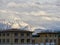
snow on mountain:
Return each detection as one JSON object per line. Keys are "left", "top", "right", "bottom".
{"left": 32, "top": 26, "right": 60, "bottom": 34}
{"left": 0, "top": 15, "right": 32, "bottom": 31}
{"left": 32, "top": 26, "right": 46, "bottom": 34}
{"left": 0, "top": 14, "right": 60, "bottom": 33}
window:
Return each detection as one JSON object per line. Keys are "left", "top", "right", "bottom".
{"left": 14, "top": 39, "right": 18, "bottom": 43}
{"left": 21, "top": 33, "right": 24, "bottom": 37}
{"left": 21, "top": 39, "right": 24, "bottom": 43}
{"left": 32, "top": 40, "right": 35, "bottom": 43}
{"left": 50, "top": 34, "right": 51, "bottom": 37}
{"left": 27, "top": 39, "right": 30, "bottom": 43}
{"left": 45, "top": 35, "right": 47, "bottom": 37}
{"left": 3, "top": 33, "right": 5, "bottom": 36}
{"left": 54, "top": 39, "right": 56, "bottom": 42}
{"left": 6, "top": 33, "right": 9, "bottom": 36}
{"left": 6, "top": 39, "right": 9, "bottom": 43}
{"left": 27, "top": 33, "right": 30, "bottom": 36}
{"left": 2, "top": 39, "right": 5, "bottom": 43}
{"left": 50, "top": 39, "right": 53, "bottom": 45}
{"left": 55, "top": 34, "right": 56, "bottom": 37}
{"left": 45, "top": 39, "right": 48, "bottom": 42}
{"left": 0, "top": 33, "right": 1, "bottom": 36}
{"left": 39, "top": 35, "right": 40, "bottom": 37}
{"left": 0, "top": 39, "right": 1, "bottom": 43}
{"left": 50, "top": 39, "right": 52, "bottom": 43}
{"left": 14, "top": 33, "right": 18, "bottom": 36}
{"left": 58, "top": 34, "right": 60, "bottom": 37}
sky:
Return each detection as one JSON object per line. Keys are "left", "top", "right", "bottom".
{"left": 0, "top": 0, "right": 60, "bottom": 31}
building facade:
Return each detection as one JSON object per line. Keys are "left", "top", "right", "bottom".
{"left": 33, "top": 32, "right": 59, "bottom": 45}
{"left": 0, "top": 29, "right": 60, "bottom": 45}
{"left": 57, "top": 32, "right": 60, "bottom": 45}
{"left": 32, "top": 34, "right": 40, "bottom": 44}
{"left": 0, "top": 29, "right": 33, "bottom": 44}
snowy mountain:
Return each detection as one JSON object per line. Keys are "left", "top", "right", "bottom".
{"left": 0, "top": 15, "right": 32, "bottom": 31}
{"left": 0, "top": 14, "right": 60, "bottom": 33}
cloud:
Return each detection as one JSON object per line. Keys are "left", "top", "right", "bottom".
{"left": 0, "top": 0, "right": 60, "bottom": 32}
{"left": 41, "top": 16, "right": 60, "bottom": 21}
{"left": 14, "top": 11, "right": 48, "bottom": 16}
{"left": 41, "top": 17, "right": 52, "bottom": 21}
{"left": 0, "top": 9, "right": 48, "bottom": 16}
{"left": 7, "top": 2, "right": 29, "bottom": 8}
{"left": 1, "top": 0, "right": 59, "bottom": 9}
{"left": 7, "top": 2, "right": 20, "bottom": 7}
{"left": 0, "top": 9, "right": 20, "bottom": 14}
{"left": 32, "top": 26, "right": 46, "bottom": 30}
{"left": 0, "top": 10, "right": 7, "bottom": 13}
{"left": 29, "top": 11, "right": 47, "bottom": 16}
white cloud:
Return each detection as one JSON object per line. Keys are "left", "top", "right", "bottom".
{"left": 0, "top": 9, "right": 20, "bottom": 14}
{"left": 12, "top": 11, "right": 47, "bottom": 16}
{"left": 0, "top": 0, "right": 60, "bottom": 32}
{"left": 41, "top": 16, "right": 60, "bottom": 21}
{"left": 0, "top": 10, "right": 7, "bottom": 13}
{"left": 30, "top": 11, "right": 47, "bottom": 16}
{"left": 41, "top": 17, "right": 52, "bottom": 21}
{"left": 32, "top": 26, "right": 46, "bottom": 30}
{"left": 7, "top": 2, "right": 28, "bottom": 7}
{"left": 0, "top": 9, "right": 48, "bottom": 16}
{"left": 1, "top": 0, "right": 59, "bottom": 9}
{"left": 7, "top": 2, "right": 20, "bottom": 7}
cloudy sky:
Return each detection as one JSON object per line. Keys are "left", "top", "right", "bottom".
{"left": 0, "top": 0, "right": 60, "bottom": 31}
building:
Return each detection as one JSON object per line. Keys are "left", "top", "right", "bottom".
{"left": 32, "top": 34, "right": 39, "bottom": 44}
{"left": 36, "top": 32, "right": 58, "bottom": 45}
{"left": 0, "top": 28, "right": 60, "bottom": 45}
{"left": 57, "top": 32, "right": 60, "bottom": 45}
{"left": 0, "top": 29, "right": 33, "bottom": 44}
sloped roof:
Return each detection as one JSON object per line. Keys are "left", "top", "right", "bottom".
{"left": 0, "top": 28, "right": 33, "bottom": 33}
{"left": 37, "top": 32, "right": 59, "bottom": 34}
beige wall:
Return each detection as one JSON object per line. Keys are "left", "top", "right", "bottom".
{"left": 36, "top": 33, "right": 58, "bottom": 45}
{"left": 0, "top": 32, "right": 32, "bottom": 44}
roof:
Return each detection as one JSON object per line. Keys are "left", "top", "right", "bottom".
{"left": 37, "top": 32, "right": 59, "bottom": 34}
{"left": 32, "top": 34, "right": 39, "bottom": 37}
{"left": 0, "top": 28, "right": 33, "bottom": 33}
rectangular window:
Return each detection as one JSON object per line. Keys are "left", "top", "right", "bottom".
{"left": 0, "top": 33, "right": 1, "bottom": 36}
{"left": 6, "top": 39, "right": 9, "bottom": 43}
{"left": 55, "top": 34, "right": 56, "bottom": 37}
{"left": 39, "top": 35, "right": 40, "bottom": 37}
{"left": 21, "top": 39, "right": 24, "bottom": 43}
{"left": 50, "top": 34, "right": 51, "bottom": 37}
{"left": 27, "top": 39, "right": 30, "bottom": 43}
{"left": 3, "top": 33, "right": 5, "bottom": 36}
{"left": 2, "top": 39, "right": 5, "bottom": 43}
{"left": 45, "top": 35, "right": 47, "bottom": 37}
{"left": 27, "top": 33, "right": 30, "bottom": 36}
{"left": 14, "top": 33, "right": 18, "bottom": 36}
{"left": 6, "top": 33, "right": 9, "bottom": 36}
{"left": 45, "top": 39, "right": 48, "bottom": 42}
{"left": 54, "top": 39, "right": 56, "bottom": 42}
{"left": 58, "top": 34, "right": 60, "bottom": 37}
{"left": 50, "top": 39, "right": 52, "bottom": 43}
{"left": 0, "top": 39, "right": 1, "bottom": 43}
{"left": 21, "top": 33, "right": 24, "bottom": 37}
{"left": 14, "top": 39, "right": 18, "bottom": 43}
{"left": 32, "top": 39, "right": 35, "bottom": 43}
